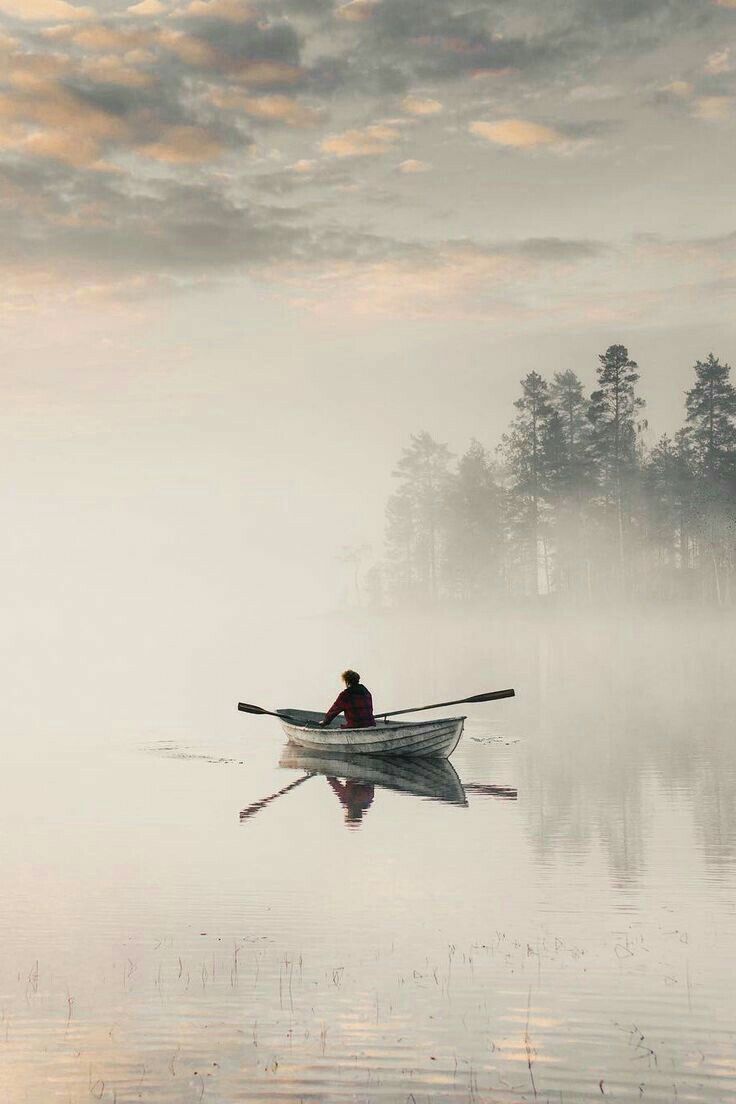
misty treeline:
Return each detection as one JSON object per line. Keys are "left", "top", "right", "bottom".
{"left": 352, "top": 345, "right": 736, "bottom": 608}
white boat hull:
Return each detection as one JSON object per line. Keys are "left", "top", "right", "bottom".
{"left": 277, "top": 710, "right": 465, "bottom": 759}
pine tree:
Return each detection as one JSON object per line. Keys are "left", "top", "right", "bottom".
{"left": 684, "top": 353, "right": 736, "bottom": 478}
{"left": 548, "top": 371, "right": 595, "bottom": 597}
{"left": 386, "top": 431, "right": 453, "bottom": 602}
{"left": 549, "top": 370, "right": 593, "bottom": 490}
{"left": 385, "top": 488, "right": 416, "bottom": 601}
{"left": 500, "top": 372, "right": 553, "bottom": 595}
{"left": 444, "top": 440, "right": 505, "bottom": 602}
{"left": 588, "top": 344, "right": 646, "bottom": 591}
{"left": 643, "top": 434, "right": 694, "bottom": 596}
{"left": 539, "top": 409, "right": 574, "bottom": 594}
{"left": 683, "top": 354, "right": 736, "bottom": 604}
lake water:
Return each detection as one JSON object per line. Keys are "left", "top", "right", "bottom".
{"left": 1, "top": 611, "right": 734, "bottom": 1103}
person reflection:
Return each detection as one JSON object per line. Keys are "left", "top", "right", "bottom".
{"left": 327, "top": 776, "right": 375, "bottom": 827}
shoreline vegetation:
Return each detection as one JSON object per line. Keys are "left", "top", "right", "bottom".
{"left": 344, "top": 346, "right": 736, "bottom": 610}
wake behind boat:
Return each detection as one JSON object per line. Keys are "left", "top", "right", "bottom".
{"left": 277, "top": 709, "right": 465, "bottom": 759}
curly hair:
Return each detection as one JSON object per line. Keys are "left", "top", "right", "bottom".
{"left": 341, "top": 669, "right": 360, "bottom": 686}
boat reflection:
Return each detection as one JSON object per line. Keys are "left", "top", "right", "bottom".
{"left": 279, "top": 746, "right": 469, "bottom": 815}
{"left": 239, "top": 750, "right": 517, "bottom": 827}
{"left": 279, "top": 747, "right": 517, "bottom": 826}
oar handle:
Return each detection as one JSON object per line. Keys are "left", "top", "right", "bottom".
{"left": 380, "top": 688, "right": 515, "bottom": 720}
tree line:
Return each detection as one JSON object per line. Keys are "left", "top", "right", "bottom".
{"left": 359, "top": 346, "right": 736, "bottom": 608}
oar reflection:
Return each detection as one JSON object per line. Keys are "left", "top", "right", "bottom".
{"left": 238, "top": 749, "right": 517, "bottom": 827}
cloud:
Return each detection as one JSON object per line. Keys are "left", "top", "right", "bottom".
{"left": 0, "top": 0, "right": 731, "bottom": 326}
{"left": 321, "top": 123, "right": 400, "bottom": 157}
{"left": 398, "top": 158, "right": 429, "bottom": 173}
{"left": 271, "top": 236, "right": 608, "bottom": 321}
{"left": 660, "top": 80, "right": 694, "bottom": 98}
{"left": 231, "top": 61, "right": 305, "bottom": 86}
{"left": 157, "top": 14, "right": 306, "bottom": 89}
{"left": 138, "top": 125, "right": 224, "bottom": 162}
{"left": 212, "top": 91, "right": 322, "bottom": 126}
{"left": 693, "top": 95, "right": 732, "bottom": 119}
{"left": 127, "top": 0, "right": 167, "bottom": 13}
{"left": 22, "top": 129, "right": 106, "bottom": 168}
{"left": 0, "top": 79, "right": 130, "bottom": 167}
{"left": 469, "top": 118, "right": 564, "bottom": 149}
{"left": 335, "top": 0, "right": 380, "bottom": 22}
{"left": 401, "top": 95, "right": 442, "bottom": 116}
{"left": 705, "top": 47, "right": 732, "bottom": 73}
{"left": 182, "top": 0, "right": 255, "bottom": 22}
{"left": 66, "top": 24, "right": 150, "bottom": 51}
{"left": 511, "top": 237, "right": 607, "bottom": 261}
{"left": 78, "top": 56, "right": 154, "bottom": 87}
{"left": 249, "top": 157, "right": 355, "bottom": 193}
{"left": 0, "top": 164, "right": 312, "bottom": 274}
{"left": 0, "top": 0, "right": 92, "bottom": 19}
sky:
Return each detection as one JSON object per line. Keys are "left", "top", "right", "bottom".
{"left": 2, "top": 0, "right": 736, "bottom": 630}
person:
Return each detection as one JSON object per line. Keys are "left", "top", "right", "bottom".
{"left": 319, "top": 670, "right": 376, "bottom": 729}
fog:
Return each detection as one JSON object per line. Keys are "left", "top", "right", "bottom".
{"left": 3, "top": 332, "right": 736, "bottom": 1099}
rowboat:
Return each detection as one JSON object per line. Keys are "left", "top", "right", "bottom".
{"left": 276, "top": 709, "right": 465, "bottom": 759}
{"left": 279, "top": 746, "right": 468, "bottom": 805}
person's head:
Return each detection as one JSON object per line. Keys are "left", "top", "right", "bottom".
{"left": 341, "top": 669, "right": 360, "bottom": 687}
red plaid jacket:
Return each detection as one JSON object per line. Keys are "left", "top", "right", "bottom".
{"left": 323, "top": 684, "right": 376, "bottom": 729}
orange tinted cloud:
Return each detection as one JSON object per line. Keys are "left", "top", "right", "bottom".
{"left": 69, "top": 24, "right": 151, "bottom": 51}
{"left": 0, "top": 82, "right": 128, "bottom": 141}
{"left": 692, "top": 95, "right": 732, "bottom": 119}
{"left": 0, "top": 0, "right": 92, "bottom": 18}
{"left": 127, "top": 0, "right": 167, "bottom": 13}
{"left": 336, "top": 0, "right": 380, "bottom": 22}
{"left": 398, "top": 159, "right": 429, "bottom": 173}
{"left": 23, "top": 130, "right": 104, "bottom": 167}
{"left": 0, "top": 78, "right": 126, "bottom": 168}
{"left": 80, "top": 55, "right": 153, "bottom": 86}
{"left": 321, "top": 123, "right": 399, "bottom": 157}
{"left": 183, "top": 0, "right": 254, "bottom": 19}
{"left": 232, "top": 60, "right": 304, "bottom": 86}
{"left": 705, "top": 47, "right": 731, "bottom": 74}
{"left": 241, "top": 95, "right": 322, "bottom": 127}
{"left": 159, "top": 29, "right": 218, "bottom": 66}
{"left": 469, "top": 118, "right": 563, "bottom": 148}
{"left": 138, "top": 125, "right": 223, "bottom": 162}
{"left": 402, "top": 95, "right": 442, "bottom": 116}
{"left": 7, "top": 52, "right": 71, "bottom": 88}
{"left": 661, "top": 80, "right": 693, "bottom": 98}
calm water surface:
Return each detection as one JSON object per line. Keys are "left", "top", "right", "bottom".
{"left": 1, "top": 614, "right": 734, "bottom": 1103}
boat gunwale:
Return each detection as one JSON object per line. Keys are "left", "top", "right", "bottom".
{"left": 277, "top": 714, "right": 467, "bottom": 734}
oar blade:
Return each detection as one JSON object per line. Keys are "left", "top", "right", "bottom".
{"left": 465, "top": 689, "right": 515, "bottom": 704}
{"left": 238, "top": 702, "right": 271, "bottom": 715}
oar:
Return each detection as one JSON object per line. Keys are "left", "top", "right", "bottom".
{"left": 378, "top": 688, "right": 515, "bottom": 721}
{"left": 239, "top": 773, "right": 315, "bottom": 822}
{"left": 237, "top": 702, "right": 316, "bottom": 725}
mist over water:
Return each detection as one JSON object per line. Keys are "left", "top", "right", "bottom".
{"left": 2, "top": 604, "right": 734, "bottom": 1102}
